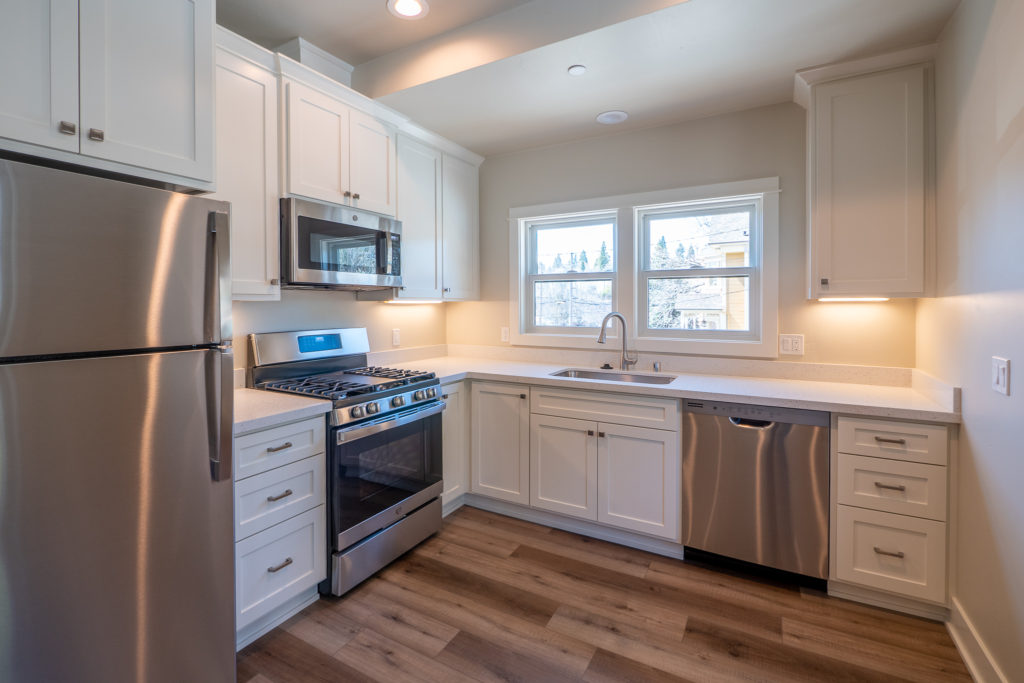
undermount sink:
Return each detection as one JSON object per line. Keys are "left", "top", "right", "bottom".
{"left": 550, "top": 368, "right": 676, "bottom": 384}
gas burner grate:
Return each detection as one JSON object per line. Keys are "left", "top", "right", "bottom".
{"left": 261, "top": 377, "right": 377, "bottom": 401}
{"left": 348, "top": 366, "right": 435, "bottom": 381}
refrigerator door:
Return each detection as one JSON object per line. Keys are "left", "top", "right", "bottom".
{"left": 0, "top": 159, "right": 231, "bottom": 358}
{"left": 0, "top": 349, "right": 234, "bottom": 683}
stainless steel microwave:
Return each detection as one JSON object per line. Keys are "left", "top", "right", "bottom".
{"left": 281, "top": 197, "right": 402, "bottom": 290}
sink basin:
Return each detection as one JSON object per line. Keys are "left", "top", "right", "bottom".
{"left": 551, "top": 368, "right": 676, "bottom": 384}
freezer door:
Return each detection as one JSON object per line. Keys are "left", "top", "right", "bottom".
{"left": 0, "top": 159, "right": 231, "bottom": 357}
{"left": 0, "top": 350, "right": 235, "bottom": 683}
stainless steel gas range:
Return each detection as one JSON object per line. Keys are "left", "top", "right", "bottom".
{"left": 248, "top": 328, "right": 443, "bottom": 596}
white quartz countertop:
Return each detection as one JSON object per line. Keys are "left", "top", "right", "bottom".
{"left": 396, "top": 356, "right": 960, "bottom": 423}
{"left": 233, "top": 388, "right": 331, "bottom": 436}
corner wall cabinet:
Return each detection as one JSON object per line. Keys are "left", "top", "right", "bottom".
{"left": 440, "top": 153, "right": 481, "bottom": 300}
{"left": 233, "top": 415, "right": 327, "bottom": 650}
{"left": 210, "top": 32, "right": 280, "bottom": 301}
{"left": 807, "top": 64, "right": 930, "bottom": 298}
{"left": 0, "top": 0, "right": 215, "bottom": 188}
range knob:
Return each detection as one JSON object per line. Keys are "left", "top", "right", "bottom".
{"left": 426, "top": 388, "right": 437, "bottom": 398}
{"left": 365, "top": 402, "right": 380, "bottom": 415}
{"left": 391, "top": 396, "right": 406, "bottom": 408}
{"left": 413, "top": 390, "right": 426, "bottom": 401}
{"left": 349, "top": 406, "right": 365, "bottom": 419}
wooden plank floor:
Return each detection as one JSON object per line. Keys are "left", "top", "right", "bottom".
{"left": 237, "top": 506, "right": 971, "bottom": 682}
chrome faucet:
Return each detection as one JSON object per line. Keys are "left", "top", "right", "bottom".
{"left": 596, "top": 312, "right": 638, "bottom": 370}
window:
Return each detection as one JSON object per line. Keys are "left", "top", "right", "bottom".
{"left": 510, "top": 178, "right": 778, "bottom": 357}
{"left": 524, "top": 212, "right": 616, "bottom": 333}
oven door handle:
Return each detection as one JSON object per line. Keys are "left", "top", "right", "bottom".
{"left": 335, "top": 402, "right": 445, "bottom": 445}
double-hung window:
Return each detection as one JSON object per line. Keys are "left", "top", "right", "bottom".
{"left": 523, "top": 212, "right": 616, "bottom": 333}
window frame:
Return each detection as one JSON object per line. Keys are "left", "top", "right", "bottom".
{"left": 509, "top": 178, "right": 779, "bottom": 358}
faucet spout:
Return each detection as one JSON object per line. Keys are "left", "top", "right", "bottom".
{"left": 596, "top": 312, "right": 638, "bottom": 370}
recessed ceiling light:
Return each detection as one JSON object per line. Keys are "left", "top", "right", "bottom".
{"left": 596, "top": 110, "right": 628, "bottom": 125}
{"left": 567, "top": 64, "right": 587, "bottom": 76}
{"left": 387, "top": 0, "right": 429, "bottom": 19}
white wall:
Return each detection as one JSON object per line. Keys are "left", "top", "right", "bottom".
{"left": 231, "top": 290, "right": 446, "bottom": 368}
{"left": 447, "top": 102, "right": 917, "bottom": 367}
{"left": 917, "top": 0, "right": 1024, "bottom": 678}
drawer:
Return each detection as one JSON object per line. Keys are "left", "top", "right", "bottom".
{"left": 234, "top": 416, "right": 325, "bottom": 480}
{"left": 235, "top": 453, "right": 326, "bottom": 541}
{"left": 837, "top": 417, "right": 947, "bottom": 465}
{"left": 838, "top": 454, "right": 947, "bottom": 521}
{"left": 835, "top": 506, "right": 946, "bottom": 603}
{"left": 530, "top": 386, "right": 679, "bottom": 430}
{"left": 236, "top": 506, "right": 326, "bottom": 630}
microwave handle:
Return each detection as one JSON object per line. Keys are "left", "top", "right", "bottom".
{"left": 382, "top": 231, "right": 394, "bottom": 275}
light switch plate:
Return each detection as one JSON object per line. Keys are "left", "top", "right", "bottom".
{"left": 992, "top": 357, "right": 1010, "bottom": 395}
{"left": 392, "top": 328, "right": 401, "bottom": 347}
{"left": 780, "top": 334, "right": 805, "bottom": 355}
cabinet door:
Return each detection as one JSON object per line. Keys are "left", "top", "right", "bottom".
{"left": 441, "top": 154, "right": 480, "bottom": 300}
{"left": 394, "top": 135, "right": 443, "bottom": 299}
{"left": 0, "top": 0, "right": 79, "bottom": 153}
{"left": 440, "top": 382, "right": 469, "bottom": 506}
{"left": 810, "top": 65, "right": 926, "bottom": 297}
{"left": 349, "top": 110, "right": 396, "bottom": 217}
{"left": 470, "top": 382, "right": 529, "bottom": 504}
{"left": 530, "top": 415, "right": 598, "bottom": 520}
{"left": 284, "top": 80, "right": 351, "bottom": 205}
{"left": 598, "top": 423, "right": 680, "bottom": 540}
{"left": 79, "top": 0, "right": 214, "bottom": 181}
{"left": 210, "top": 47, "right": 280, "bottom": 301}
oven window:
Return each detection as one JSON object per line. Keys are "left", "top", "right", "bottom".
{"left": 298, "top": 215, "right": 380, "bottom": 274}
{"left": 329, "top": 412, "right": 442, "bottom": 548}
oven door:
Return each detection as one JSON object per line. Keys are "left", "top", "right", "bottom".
{"left": 328, "top": 402, "right": 443, "bottom": 552}
{"left": 283, "top": 197, "right": 402, "bottom": 289}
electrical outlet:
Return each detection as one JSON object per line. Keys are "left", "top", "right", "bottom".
{"left": 779, "top": 334, "right": 805, "bottom": 356}
{"left": 500, "top": 327, "right": 510, "bottom": 343}
{"left": 992, "top": 357, "right": 1010, "bottom": 395}
{"left": 392, "top": 328, "right": 401, "bottom": 347}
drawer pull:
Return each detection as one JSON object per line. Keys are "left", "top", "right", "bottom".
{"left": 519, "top": 393, "right": 527, "bottom": 399}
{"left": 598, "top": 431, "right": 606, "bottom": 438}
{"left": 874, "top": 436, "right": 907, "bottom": 445}
{"left": 587, "top": 429, "right": 595, "bottom": 436}
{"left": 267, "top": 557, "right": 293, "bottom": 573}
{"left": 266, "top": 441, "right": 293, "bottom": 453}
{"left": 266, "top": 488, "right": 293, "bottom": 503}
{"left": 874, "top": 481, "right": 907, "bottom": 492}
{"left": 873, "top": 546, "right": 905, "bottom": 559}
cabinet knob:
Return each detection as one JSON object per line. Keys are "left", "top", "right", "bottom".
{"left": 519, "top": 393, "right": 526, "bottom": 399}
{"left": 443, "top": 287, "right": 451, "bottom": 293}
{"left": 270, "top": 278, "right": 280, "bottom": 285}
{"left": 58, "top": 120, "right": 77, "bottom": 135}
{"left": 343, "top": 191, "right": 352, "bottom": 198}
{"left": 352, "top": 193, "right": 361, "bottom": 200}
{"left": 88, "top": 128, "right": 104, "bottom": 142}
{"left": 587, "top": 430, "right": 594, "bottom": 436}
{"left": 820, "top": 278, "right": 829, "bottom": 286}
{"left": 598, "top": 431, "right": 606, "bottom": 438}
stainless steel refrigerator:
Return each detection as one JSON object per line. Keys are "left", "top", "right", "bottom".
{"left": 0, "top": 159, "right": 235, "bottom": 682}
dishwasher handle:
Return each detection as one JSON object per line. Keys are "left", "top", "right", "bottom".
{"left": 728, "top": 417, "right": 776, "bottom": 430}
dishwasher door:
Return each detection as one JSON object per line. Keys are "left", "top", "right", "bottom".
{"left": 681, "top": 400, "right": 830, "bottom": 578}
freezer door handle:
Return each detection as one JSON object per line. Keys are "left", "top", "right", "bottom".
{"left": 206, "top": 211, "right": 232, "bottom": 344}
{"left": 207, "top": 347, "right": 234, "bottom": 482}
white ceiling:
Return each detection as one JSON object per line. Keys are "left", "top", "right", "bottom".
{"left": 217, "top": 0, "right": 960, "bottom": 158}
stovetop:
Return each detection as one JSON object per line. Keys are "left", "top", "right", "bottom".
{"left": 258, "top": 366, "right": 437, "bottom": 403}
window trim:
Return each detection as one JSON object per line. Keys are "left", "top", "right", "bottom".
{"left": 509, "top": 178, "right": 779, "bottom": 358}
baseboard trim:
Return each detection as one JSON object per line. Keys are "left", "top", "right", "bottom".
{"left": 826, "top": 580, "right": 949, "bottom": 621}
{"left": 462, "top": 494, "right": 686, "bottom": 560}
{"left": 442, "top": 494, "right": 466, "bottom": 518}
{"left": 947, "top": 596, "right": 1008, "bottom": 683}
{"left": 236, "top": 587, "right": 319, "bottom": 651}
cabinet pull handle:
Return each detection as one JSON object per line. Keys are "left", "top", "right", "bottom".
{"left": 598, "top": 431, "right": 606, "bottom": 438}
{"left": 441, "top": 394, "right": 449, "bottom": 399}
{"left": 58, "top": 120, "right": 77, "bottom": 135}
{"left": 874, "top": 481, "right": 907, "bottom": 492}
{"left": 267, "top": 557, "right": 293, "bottom": 573}
{"left": 352, "top": 193, "right": 361, "bottom": 200}
{"left": 820, "top": 278, "right": 829, "bottom": 286}
{"left": 443, "top": 287, "right": 452, "bottom": 293}
{"left": 343, "top": 190, "right": 352, "bottom": 198}
{"left": 266, "top": 488, "right": 293, "bottom": 502}
{"left": 874, "top": 436, "right": 907, "bottom": 445}
{"left": 88, "top": 128, "right": 104, "bottom": 142}
{"left": 873, "top": 547, "right": 905, "bottom": 559}
{"left": 270, "top": 278, "right": 280, "bottom": 285}
{"left": 587, "top": 430, "right": 594, "bottom": 436}
{"left": 266, "top": 441, "right": 293, "bottom": 453}
{"left": 519, "top": 393, "right": 527, "bottom": 399}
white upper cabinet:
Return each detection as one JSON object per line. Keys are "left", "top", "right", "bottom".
{"left": 0, "top": 0, "right": 79, "bottom": 153}
{"left": 283, "top": 80, "right": 396, "bottom": 217}
{"left": 209, "top": 36, "right": 280, "bottom": 301}
{"left": 808, "top": 64, "right": 928, "bottom": 298}
{"left": 0, "top": 0, "right": 214, "bottom": 187}
{"left": 394, "top": 134, "right": 443, "bottom": 300}
{"left": 441, "top": 153, "right": 480, "bottom": 300}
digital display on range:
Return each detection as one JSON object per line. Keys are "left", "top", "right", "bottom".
{"left": 297, "top": 333, "right": 342, "bottom": 353}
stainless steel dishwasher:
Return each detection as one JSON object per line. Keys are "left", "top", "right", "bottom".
{"left": 681, "top": 399, "right": 830, "bottom": 578}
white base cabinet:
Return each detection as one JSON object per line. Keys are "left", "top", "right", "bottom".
{"left": 470, "top": 382, "right": 530, "bottom": 505}
{"left": 440, "top": 381, "right": 469, "bottom": 508}
{"left": 530, "top": 414, "right": 598, "bottom": 520}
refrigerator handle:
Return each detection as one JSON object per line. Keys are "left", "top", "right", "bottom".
{"left": 206, "top": 211, "right": 232, "bottom": 344}
{"left": 207, "top": 347, "right": 234, "bottom": 482}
